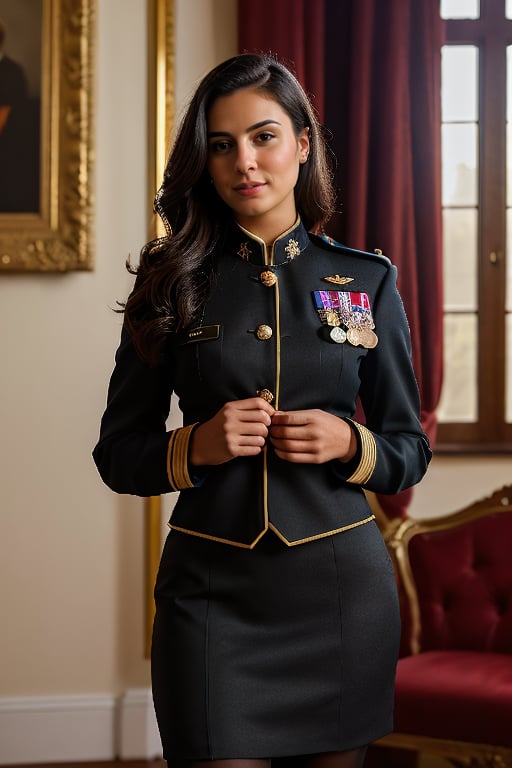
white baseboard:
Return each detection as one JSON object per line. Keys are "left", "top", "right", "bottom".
{"left": 118, "top": 688, "right": 162, "bottom": 759}
{"left": 0, "top": 689, "right": 162, "bottom": 764}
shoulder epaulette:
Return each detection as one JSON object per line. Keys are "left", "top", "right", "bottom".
{"left": 309, "top": 232, "right": 391, "bottom": 266}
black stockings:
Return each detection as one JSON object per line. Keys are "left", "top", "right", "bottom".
{"left": 186, "top": 747, "right": 367, "bottom": 768}
{"left": 189, "top": 762, "right": 269, "bottom": 768}
{"left": 307, "top": 748, "right": 368, "bottom": 768}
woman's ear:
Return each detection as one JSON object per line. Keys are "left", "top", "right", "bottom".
{"left": 298, "top": 127, "right": 310, "bottom": 163}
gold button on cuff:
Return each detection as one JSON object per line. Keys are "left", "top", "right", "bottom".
{"left": 257, "top": 388, "right": 274, "bottom": 404}
{"left": 259, "top": 270, "right": 277, "bottom": 287}
{"left": 256, "top": 324, "right": 273, "bottom": 340}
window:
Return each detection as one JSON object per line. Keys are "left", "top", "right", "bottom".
{"left": 438, "top": 0, "right": 512, "bottom": 450}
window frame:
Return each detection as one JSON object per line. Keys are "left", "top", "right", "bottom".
{"left": 437, "top": 0, "right": 512, "bottom": 452}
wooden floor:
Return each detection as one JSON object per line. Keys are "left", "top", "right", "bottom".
{"left": 1, "top": 763, "right": 166, "bottom": 768}
{"left": 2, "top": 763, "right": 167, "bottom": 768}
{"left": 2, "top": 757, "right": 450, "bottom": 768}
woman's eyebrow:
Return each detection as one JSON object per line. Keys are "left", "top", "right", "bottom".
{"left": 207, "top": 119, "right": 282, "bottom": 138}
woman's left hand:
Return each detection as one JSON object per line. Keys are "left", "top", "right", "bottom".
{"left": 269, "top": 409, "right": 357, "bottom": 464}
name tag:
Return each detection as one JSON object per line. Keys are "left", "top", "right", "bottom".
{"left": 178, "top": 325, "right": 221, "bottom": 345}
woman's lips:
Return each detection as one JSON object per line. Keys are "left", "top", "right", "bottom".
{"left": 234, "top": 182, "right": 266, "bottom": 196}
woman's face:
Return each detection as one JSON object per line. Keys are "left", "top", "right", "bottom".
{"left": 206, "top": 88, "right": 309, "bottom": 242}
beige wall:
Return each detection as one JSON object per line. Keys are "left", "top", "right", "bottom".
{"left": 0, "top": 0, "right": 236, "bottom": 699}
{"left": 0, "top": 0, "right": 508, "bottom": 705}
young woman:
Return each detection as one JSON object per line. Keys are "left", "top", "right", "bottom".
{"left": 93, "top": 53, "right": 431, "bottom": 768}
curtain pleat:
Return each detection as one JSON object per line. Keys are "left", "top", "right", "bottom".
{"left": 238, "top": 0, "right": 326, "bottom": 119}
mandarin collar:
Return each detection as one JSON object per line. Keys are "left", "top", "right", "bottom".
{"left": 228, "top": 217, "right": 309, "bottom": 267}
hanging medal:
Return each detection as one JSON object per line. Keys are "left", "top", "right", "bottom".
{"left": 312, "top": 290, "right": 378, "bottom": 348}
{"left": 344, "top": 292, "right": 378, "bottom": 348}
{"left": 313, "top": 290, "right": 347, "bottom": 343}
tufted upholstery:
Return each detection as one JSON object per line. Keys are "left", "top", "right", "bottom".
{"left": 407, "top": 513, "right": 512, "bottom": 654}
{"left": 376, "top": 485, "right": 512, "bottom": 767}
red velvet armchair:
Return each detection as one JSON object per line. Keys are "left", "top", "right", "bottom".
{"left": 376, "top": 485, "right": 512, "bottom": 767}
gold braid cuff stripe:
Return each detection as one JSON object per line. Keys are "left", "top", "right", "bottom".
{"left": 166, "top": 423, "right": 198, "bottom": 491}
{"left": 346, "top": 420, "right": 377, "bottom": 485}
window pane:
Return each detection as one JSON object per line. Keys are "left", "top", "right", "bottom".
{"left": 440, "top": 0, "right": 479, "bottom": 18}
{"left": 437, "top": 313, "right": 478, "bottom": 423}
{"left": 507, "top": 314, "right": 512, "bottom": 422}
{"left": 508, "top": 47, "right": 512, "bottom": 124}
{"left": 507, "top": 123, "right": 512, "bottom": 206}
{"left": 506, "top": 209, "right": 512, "bottom": 311}
{"left": 443, "top": 209, "right": 478, "bottom": 310}
{"left": 508, "top": 49, "right": 512, "bottom": 212}
{"left": 442, "top": 123, "right": 478, "bottom": 206}
{"left": 442, "top": 46, "right": 478, "bottom": 121}
{"left": 507, "top": 0, "right": 512, "bottom": 20}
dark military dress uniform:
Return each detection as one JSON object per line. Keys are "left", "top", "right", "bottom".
{"left": 93, "top": 218, "right": 431, "bottom": 762}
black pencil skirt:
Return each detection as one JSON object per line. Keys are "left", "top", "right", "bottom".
{"left": 151, "top": 521, "right": 400, "bottom": 762}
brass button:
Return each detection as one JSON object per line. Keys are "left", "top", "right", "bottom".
{"left": 256, "top": 324, "right": 273, "bottom": 340}
{"left": 259, "top": 270, "right": 277, "bottom": 287}
{"left": 257, "top": 388, "right": 274, "bottom": 404}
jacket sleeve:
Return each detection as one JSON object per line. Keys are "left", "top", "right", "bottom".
{"left": 334, "top": 263, "right": 431, "bottom": 494}
{"left": 92, "top": 324, "right": 198, "bottom": 496}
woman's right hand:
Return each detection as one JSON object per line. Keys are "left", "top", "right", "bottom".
{"left": 188, "top": 397, "right": 275, "bottom": 466}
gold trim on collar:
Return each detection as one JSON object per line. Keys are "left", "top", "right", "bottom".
{"left": 236, "top": 216, "right": 301, "bottom": 265}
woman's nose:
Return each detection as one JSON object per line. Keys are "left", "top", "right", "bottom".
{"left": 235, "top": 143, "right": 256, "bottom": 173}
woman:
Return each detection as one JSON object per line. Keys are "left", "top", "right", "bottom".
{"left": 93, "top": 53, "right": 431, "bottom": 768}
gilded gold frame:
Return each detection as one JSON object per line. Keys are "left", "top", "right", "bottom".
{"left": 0, "top": 0, "right": 95, "bottom": 272}
{"left": 145, "top": 0, "right": 174, "bottom": 657}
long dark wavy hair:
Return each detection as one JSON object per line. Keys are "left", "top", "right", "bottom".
{"left": 124, "top": 52, "right": 336, "bottom": 364}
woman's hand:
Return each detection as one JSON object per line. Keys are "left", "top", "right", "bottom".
{"left": 189, "top": 397, "right": 275, "bottom": 466}
{"left": 269, "top": 409, "right": 357, "bottom": 464}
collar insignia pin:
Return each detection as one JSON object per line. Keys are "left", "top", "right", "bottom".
{"left": 237, "top": 242, "right": 251, "bottom": 261}
{"left": 284, "top": 238, "right": 301, "bottom": 259}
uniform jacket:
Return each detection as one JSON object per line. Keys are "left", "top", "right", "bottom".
{"left": 93, "top": 218, "right": 431, "bottom": 548}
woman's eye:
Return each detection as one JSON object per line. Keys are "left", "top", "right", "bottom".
{"left": 210, "top": 140, "right": 232, "bottom": 154}
{"left": 256, "top": 132, "right": 275, "bottom": 143}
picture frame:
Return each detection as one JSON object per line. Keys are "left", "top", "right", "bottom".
{"left": 145, "top": 0, "right": 174, "bottom": 657}
{"left": 0, "top": 0, "right": 95, "bottom": 272}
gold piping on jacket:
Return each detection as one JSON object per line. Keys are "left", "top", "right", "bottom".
{"left": 268, "top": 515, "right": 376, "bottom": 546}
{"left": 345, "top": 420, "right": 377, "bottom": 485}
{"left": 262, "top": 444, "right": 269, "bottom": 535}
{"left": 168, "top": 522, "right": 269, "bottom": 550}
{"left": 237, "top": 217, "right": 299, "bottom": 258}
{"left": 168, "top": 514, "right": 376, "bottom": 550}
{"left": 266, "top": 241, "right": 282, "bottom": 411}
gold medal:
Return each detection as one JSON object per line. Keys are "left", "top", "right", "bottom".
{"left": 326, "top": 310, "right": 340, "bottom": 326}
{"left": 347, "top": 327, "right": 362, "bottom": 346}
{"left": 359, "top": 328, "right": 379, "bottom": 348}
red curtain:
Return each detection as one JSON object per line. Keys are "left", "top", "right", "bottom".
{"left": 237, "top": 0, "right": 326, "bottom": 120}
{"left": 238, "top": 0, "right": 443, "bottom": 518}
